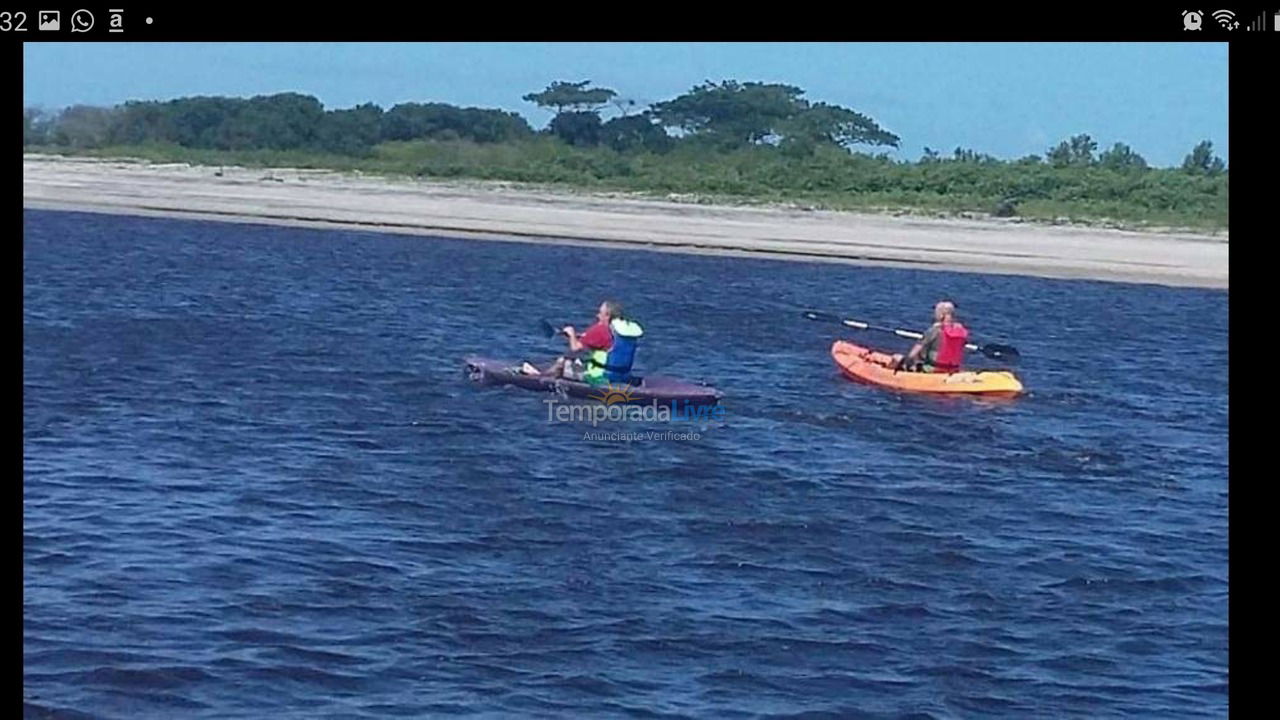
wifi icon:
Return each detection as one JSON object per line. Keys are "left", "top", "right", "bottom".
{"left": 1212, "top": 9, "right": 1239, "bottom": 29}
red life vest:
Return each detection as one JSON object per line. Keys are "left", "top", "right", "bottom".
{"left": 934, "top": 321, "right": 969, "bottom": 370}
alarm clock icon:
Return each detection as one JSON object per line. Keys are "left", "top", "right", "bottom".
{"left": 1182, "top": 10, "right": 1203, "bottom": 30}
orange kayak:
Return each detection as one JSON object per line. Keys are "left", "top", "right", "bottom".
{"left": 831, "top": 340, "right": 1024, "bottom": 396}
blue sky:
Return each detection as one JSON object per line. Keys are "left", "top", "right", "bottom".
{"left": 23, "top": 42, "right": 1228, "bottom": 167}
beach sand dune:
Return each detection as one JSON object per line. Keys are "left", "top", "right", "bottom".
{"left": 23, "top": 155, "right": 1227, "bottom": 289}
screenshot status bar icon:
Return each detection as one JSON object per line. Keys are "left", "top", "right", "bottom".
{"left": 1242, "top": 11, "right": 1274, "bottom": 29}
{"left": 1186, "top": 9, "right": 1280, "bottom": 30}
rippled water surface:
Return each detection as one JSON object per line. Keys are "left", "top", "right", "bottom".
{"left": 24, "top": 210, "right": 1228, "bottom": 718}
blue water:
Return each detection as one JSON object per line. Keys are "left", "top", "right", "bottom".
{"left": 24, "top": 209, "right": 1228, "bottom": 719}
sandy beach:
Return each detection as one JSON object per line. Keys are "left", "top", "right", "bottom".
{"left": 23, "top": 155, "right": 1228, "bottom": 289}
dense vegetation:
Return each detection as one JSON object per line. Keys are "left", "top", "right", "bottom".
{"left": 23, "top": 80, "right": 1228, "bottom": 231}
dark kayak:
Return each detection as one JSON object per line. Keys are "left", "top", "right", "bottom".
{"left": 464, "top": 356, "right": 723, "bottom": 407}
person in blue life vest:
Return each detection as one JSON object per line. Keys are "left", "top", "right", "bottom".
{"left": 891, "top": 300, "right": 970, "bottom": 373}
{"left": 521, "top": 300, "right": 644, "bottom": 385}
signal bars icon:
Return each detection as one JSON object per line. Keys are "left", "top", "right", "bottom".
{"left": 1244, "top": 11, "right": 1274, "bottom": 30}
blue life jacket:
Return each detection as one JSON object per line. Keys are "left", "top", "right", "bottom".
{"left": 601, "top": 318, "right": 643, "bottom": 382}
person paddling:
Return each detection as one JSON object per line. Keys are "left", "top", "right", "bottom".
{"left": 891, "top": 300, "right": 969, "bottom": 373}
{"left": 521, "top": 300, "right": 644, "bottom": 384}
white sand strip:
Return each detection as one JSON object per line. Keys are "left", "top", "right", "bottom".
{"left": 23, "top": 155, "right": 1227, "bottom": 289}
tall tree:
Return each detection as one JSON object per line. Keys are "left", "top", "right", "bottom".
{"left": 547, "top": 111, "right": 604, "bottom": 147}
{"left": 315, "top": 103, "right": 384, "bottom": 155}
{"left": 523, "top": 80, "right": 617, "bottom": 115}
{"left": 457, "top": 108, "right": 532, "bottom": 143}
{"left": 1047, "top": 134, "right": 1098, "bottom": 167}
{"left": 382, "top": 103, "right": 456, "bottom": 141}
{"left": 382, "top": 103, "right": 531, "bottom": 143}
{"left": 23, "top": 107, "right": 55, "bottom": 145}
{"left": 785, "top": 102, "right": 900, "bottom": 151}
{"left": 167, "top": 96, "right": 245, "bottom": 148}
{"left": 652, "top": 81, "right": 898, "bottom": 152}
{"left": 950, "top": 147, "right": 999, "bottom": 164}
{"left": 601, "top": 112, "right": 673, "bottom": 153}
{"left": 652, "top": 81, "right": 803, "bottom": 148}
{"left": 110, "top": 101, "right": 175, "bottom": 146}
{"left": 524, "top": 80, "right": 618, "bottom": 147}
{"left": 1097, "top": 142, "right": 1148, "bottom": 171}
{"left": 1182, "top": 140, "right": 1225, "bottom": 176}
{"left": 242, "top": 93, "right": 325, "bottom": 150}
{"left": 51, "top": 105, "right": 119, "bottom": 148}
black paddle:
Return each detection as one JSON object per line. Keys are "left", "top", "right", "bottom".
{"left": 540, "top": 319, "right": 565, "bottom": 338}
{"left": 802, "top": 310, "right": 1021, "bottom": 362}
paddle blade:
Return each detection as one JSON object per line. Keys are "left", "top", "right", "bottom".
{"left": 540, "top": 319, "right": 560, "bottom": 338}
{"left": 980, "top": 343, "right": 1021, "bottom": 362}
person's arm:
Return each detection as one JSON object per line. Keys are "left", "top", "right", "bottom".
{"left": 893, "top": 341, "right": 923, "bottom": 371}
{"left": 900, "top": 325, "right": 939, "bottom": 368}
{"left": 561, "top": 326, "right": 585, "bottom": 353}
{"left": 904, "top": 341, "right": 924, "bottom": 363}
{"left": 576, "top": 322, "right": 613, "bottom": 355}
{"left": 913, "top": 325, "right": 940, "bottom": 361}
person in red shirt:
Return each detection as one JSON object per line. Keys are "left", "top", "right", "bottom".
{"left": 891, "top": 300, "right": 970, "bottom": 372}
{"left": 521, "top": 300, "right": 620, "bottom": 381}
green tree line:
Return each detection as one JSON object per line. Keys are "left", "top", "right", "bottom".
{"left": 23, "top": 80, "right": 1228, "bottom": 230}
{"left": 23, "top": 93, "right": 534, "bottom": 153}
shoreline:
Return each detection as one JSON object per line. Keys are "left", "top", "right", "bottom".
{"left": 23, "top": 155, "right": 1228, "bottom": 289}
